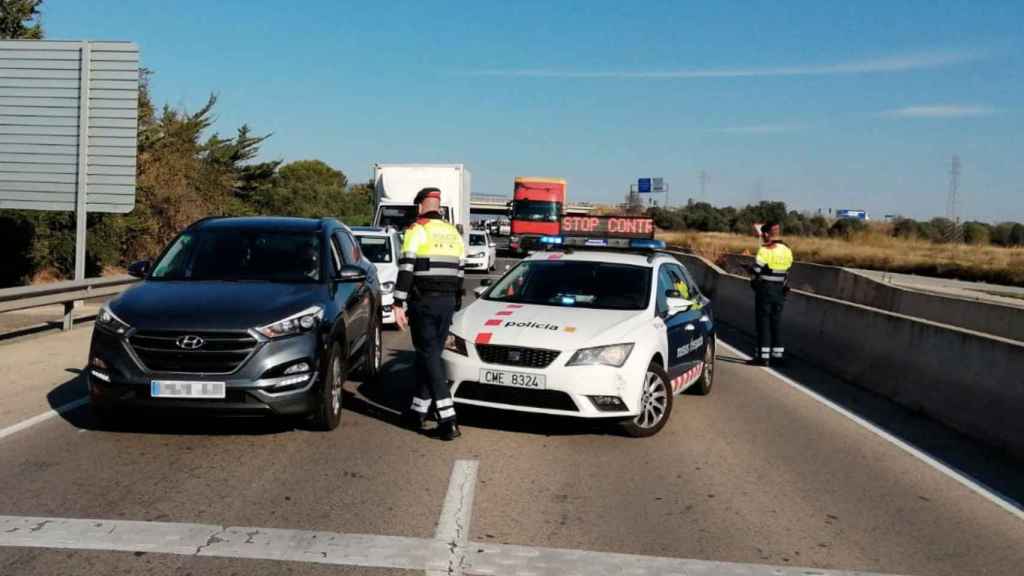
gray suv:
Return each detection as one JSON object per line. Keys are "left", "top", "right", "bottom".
{"left": 87, "top": 217, "right": 382, "bottom": 431}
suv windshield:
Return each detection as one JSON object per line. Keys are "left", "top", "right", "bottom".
{"left": 512, "top": 200, "right": 561, "bottom": 222}
{"left": 149, "top": 229, "right": 322, "bottom": 282}
{"left": 485, "top": 260, "right": 650, "bottom": 310}
{"left": 355, "top": 235, "right": 393, "bottom": 263}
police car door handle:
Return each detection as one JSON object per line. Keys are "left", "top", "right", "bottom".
{"left": 684, "top": 324, "right": 696, "bottom": 331}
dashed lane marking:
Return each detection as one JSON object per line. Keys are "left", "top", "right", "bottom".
{"left": 717, "top": 339, "right": 1024, "bottom": 523}
{"left": 0, "top": 397, "right": 87, "bottom": 442}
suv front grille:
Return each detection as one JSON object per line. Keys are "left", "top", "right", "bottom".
{"left": 455, "top": 381, "right": 578, "bottom": 411}
{"left": 128, "top": 330, "right": 258, "bottom": 374}
{"left": 475, "top": 344, "right": 559, "bottom": 368}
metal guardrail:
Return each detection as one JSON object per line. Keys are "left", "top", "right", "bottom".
{"left": 0, "top": 276, "right": 138, "bottom": 331}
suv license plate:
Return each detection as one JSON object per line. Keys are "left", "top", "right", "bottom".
{"left": 151, "top": 381, "right": 226, "bottom": 399}
{"left": 479, "top": 369, "right": 546, "bottom": 390}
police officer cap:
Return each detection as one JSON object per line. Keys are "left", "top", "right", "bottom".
{"left": 414, "top": 187, "right": 442, "bottom": 205}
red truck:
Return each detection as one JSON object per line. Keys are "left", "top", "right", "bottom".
{"left": 508, "top": 177, "right": 566, "bottom": 255}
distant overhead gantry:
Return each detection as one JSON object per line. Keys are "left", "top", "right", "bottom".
{"left": 470, "top": 194, "right": 596, "bottom": 216}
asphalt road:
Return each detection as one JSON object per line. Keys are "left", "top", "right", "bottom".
{"left": 1, "top": 256, "right": 1023, "bottom": 575}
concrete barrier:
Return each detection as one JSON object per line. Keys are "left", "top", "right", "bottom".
{"left": 716, "top": 253, "right": 1024, "bottom": 342}
{"left": 674, "top": 252, "right": 1024, "bottom": 460}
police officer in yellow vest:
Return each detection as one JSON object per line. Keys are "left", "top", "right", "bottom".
{"left": 392, "top": 187, "right": 466, "bottom": 441}
{"left": 750, "top": 221, "right": 793, "bottom": 366}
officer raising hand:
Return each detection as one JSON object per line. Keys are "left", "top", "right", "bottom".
{"left": 392, "top": 187, "right": 466, "bottom": 441}
{"left": 749, "top": 221, "right": 793, "bottom": 366}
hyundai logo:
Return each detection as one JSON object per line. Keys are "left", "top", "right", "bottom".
{"left": 176, "top": 335, "right": 205, "bottom": 350}
{"left": 507, "top": 350, "right": 522, "bottom": 362}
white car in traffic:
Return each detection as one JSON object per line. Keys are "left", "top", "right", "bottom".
{"left": 442, "top": 236, "right": 717, "bottom": 437}
{"left": 351, "top": 226, "right": 402, "bottom": 325}
{"left": 465, "top": 230, "right": 496, "bottom": 272}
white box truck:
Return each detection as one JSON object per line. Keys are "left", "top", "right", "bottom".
{"left": 372, "top": 164, "right": 471, "bottom": 240}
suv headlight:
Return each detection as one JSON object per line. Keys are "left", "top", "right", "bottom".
{"left": 444, "top": 332, "right": 468, "bottom": 356}
{"left": 470, "top": 251, "right": 485, "bottom": 258}
{"left": 566, "top": 343, "right": 634, "bottom": 367}
{"left": 96, "top": 304, "right": 130, "bottom": 335}
{"left": 256, "top": 306, "right": 324, "bottom": 339}
{"left": 381, "top": 281, "right": 395, "bottom": 294}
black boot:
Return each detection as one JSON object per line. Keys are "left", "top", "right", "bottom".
{"left": 438, "top": 421, "right": 461, "bottom": 441}
{"left": 402, "top": 412, "right": 427, "bottom": 432}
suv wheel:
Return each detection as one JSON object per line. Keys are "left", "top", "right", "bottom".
{"left": 620, "top": 361, "right": 673, "bottom": 438}
{"left": 312, "top": 343, "right": 345, "bottom": 431}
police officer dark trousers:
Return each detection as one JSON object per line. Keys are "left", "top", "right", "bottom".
{"left": 392, "top": 187, "right": 465, "bottom": 441}
{"left": 750, "top": 221, "right": 793, "bottom": 366}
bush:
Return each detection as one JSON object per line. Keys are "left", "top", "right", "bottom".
{"left": 829, "top": 218, "right": 867, "bottom": 238}
{"left": 962, "top": 221, "right": 992, "bottom": 245}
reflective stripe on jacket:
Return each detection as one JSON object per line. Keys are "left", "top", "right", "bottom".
{"left": 752, "top": 242, "right": 793, "bottom": 283}
{"left": 394, "top": 213, "right": 465, "bottom": 304}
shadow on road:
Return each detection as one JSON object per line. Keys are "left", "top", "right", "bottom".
{"left": 714, "top": 322, "right": 1024, "bottom": 509}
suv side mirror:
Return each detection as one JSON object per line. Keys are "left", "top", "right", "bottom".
{"left": 666, "top": 296, "right": 692, "bottom": 316}
{"left": 335, "top": 265, "right": 367, "bottom": 283}
{"left": 473, "top": 286, "right": 488, "bottom": 297}
{"left": 128, "top": 260, "right": 150, "bottom": 279}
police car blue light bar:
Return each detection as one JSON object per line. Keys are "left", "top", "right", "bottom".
{"left": 629, "top": 239, "right": 665, "bottom": 250}
{"left": 539, "top": 236, "right": 563, "bottom": 245}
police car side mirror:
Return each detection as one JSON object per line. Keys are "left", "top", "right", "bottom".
{"left": 666, "top": 297, "right": 691, "bottom": 316}
{"left": 473, "top": 286, "right": 488, "bottom": 298}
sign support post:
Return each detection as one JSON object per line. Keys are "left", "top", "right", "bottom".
{"left": 68, "top": 42, "right": 92, "bottom": 329}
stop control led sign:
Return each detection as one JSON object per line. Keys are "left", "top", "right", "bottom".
{"left": 561, "top": 216, "right": 655, "bottom": 239}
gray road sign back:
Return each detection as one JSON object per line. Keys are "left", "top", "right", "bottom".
{"left": 0, "top": 40, "right": 138, "bottom": 213}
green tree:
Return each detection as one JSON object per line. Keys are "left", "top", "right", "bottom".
{"left": 0, "top": 0, "right": 43, "bottom": 39}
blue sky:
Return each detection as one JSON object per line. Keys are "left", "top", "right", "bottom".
{"left": 46, "top": 0, "right": 1023, "bottom": 222}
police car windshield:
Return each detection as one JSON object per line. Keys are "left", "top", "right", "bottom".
{"left": 485, "top": 260, "right": 651, "bottom": 310}
{"left": 149, "top": 229, "right": 322, "bottom": 283}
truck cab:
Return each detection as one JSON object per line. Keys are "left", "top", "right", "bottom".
{"left": 509, "top": 177, "right": 566, "bottom": 255}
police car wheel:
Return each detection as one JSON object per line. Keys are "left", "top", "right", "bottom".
{"left": 688, "top": 336, "right": 715, "bottom": 396}
{"left": 620, "top": 362, "right": 673, "bottom": 438}
{"left": 312, "top": 343, "right": 345, "bottom": 431}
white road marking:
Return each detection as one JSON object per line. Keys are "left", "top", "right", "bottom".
{"left": 0, "top": 515, "right": 445, "bottom": 571}
{"left": 717, "top": 339, "right": 1024, "bottom": 523}
{"left": 0, "top": 514, "right": 906, "bottom": 576}
{"left": 0, "top": 397, "right": 87, "bottom": 442}
{"left": 431, "top": 459, "right": 478, "bottom": 576}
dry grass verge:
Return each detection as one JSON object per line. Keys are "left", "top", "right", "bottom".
{"left": 659, "top": 230, "right": 1024, "bottom": 287}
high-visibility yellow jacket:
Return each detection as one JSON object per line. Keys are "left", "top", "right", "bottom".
{"left": 752, "top": 241, "right": 793, "bottom": 285}
{"left": 394, "top": 212, "right": 465, "bottom": 304}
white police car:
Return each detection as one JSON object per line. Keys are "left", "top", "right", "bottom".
{"left": 442, "top": 217, "right": 716, "bottom": 437}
